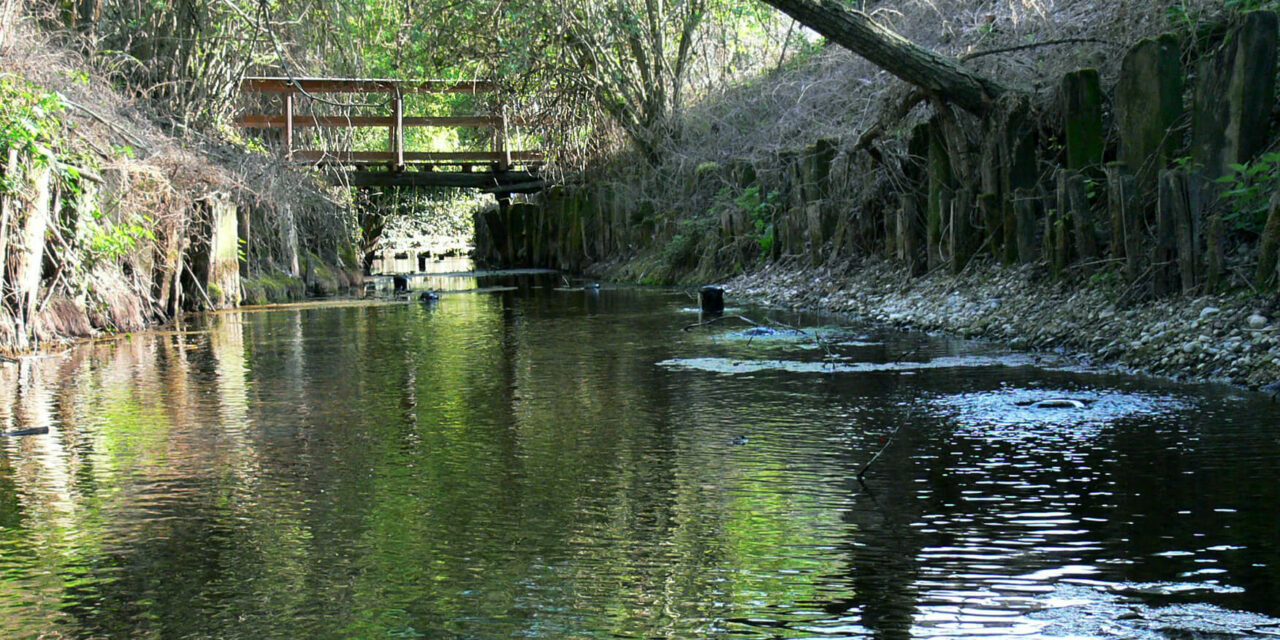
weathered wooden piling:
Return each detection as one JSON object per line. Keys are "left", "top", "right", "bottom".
{"left": 1116, "top": 34, "right": 1183, "bottom": 194}
{"left": 1062, "top": 69, "right": 1105, "bottom": 172}
{"left": 6, "top": 163, "right": 51, "bottom": 348}
{"left": 1256, "top": 194, "right": 1280, "bottom": 290}
{"left": 948, "top": 189, "right": 974, "bottom": 274}
{"left": 1155, "top": 170, "right": 1185, "bottom": 295}
{"left": 978, "top": 192, "right": 1002, "bottom": 261}
{"left": 1106, "top": 163, "right": 1143, "bottom": 281}
{"left": 1192, "top": 10, "right": 1278, "bottom": 180}
{"left": 898, "top": 193, "right": 926, "bottom": 277}
{"left": 1048, "top": 172, "right": 1072, "bottom": 277}
{"left": 1000, "top": 99, "right": 1038, "bottom": 264}
{"left": 1064, "top": 170, "right": 1098, "bottom": 263}
{"left": 927, "top": 118, "right": 955, "bottom": 271}
{"left": 1013, "top": 187, "right": 1039, "bottom": 264}
{"left": 1205, "top": 212, "right": 1225, "bottom": 292}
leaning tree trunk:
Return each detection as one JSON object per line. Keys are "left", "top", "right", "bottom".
{"left": 758, "top": 0, "right": 1005, "bottom": 116}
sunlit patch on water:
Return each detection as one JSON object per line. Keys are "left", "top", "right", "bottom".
{"left": 1025, "top": 584, "right": 1280, "bottom": 639}
{"left": 657, "top": 354, "right": 1042, "bottom": 374}
{"left": 713, "top": 325, "right": 856, "bottom": 342}
{"left": 929, "top": 388, "right": 1192, "bottom": 436}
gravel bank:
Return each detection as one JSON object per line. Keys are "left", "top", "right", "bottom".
{"left": 726, "top": 258, "right": 1280, "bottom": 390}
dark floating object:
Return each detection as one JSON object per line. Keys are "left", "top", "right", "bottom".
{"left": 419, "top": 291, "right": 440, "bottom": 302}
{"left": 1016, "top": 397, "right": 1090, "bottom": 409}
{"left": 699, "top": 286, "right": 725, "bottom": 314}
{"left": 731, "top": 435, "right": 749, "bottom": 445}
{"left": 1, "top": 427, "right": 49, "bottom": 437}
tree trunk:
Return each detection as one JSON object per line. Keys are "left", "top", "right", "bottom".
{"left": 757, "top": 0, "right": 1004, "bottom": 115}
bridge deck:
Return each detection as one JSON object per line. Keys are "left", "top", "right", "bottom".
{"left": 237, "top": 76, "right": 545, "bottom": 191}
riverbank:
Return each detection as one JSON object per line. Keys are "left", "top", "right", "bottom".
{"left": 720, "top": 258, "right": 1280, "bottom": 390}
{"left": 0, "top": 20, "right": 360, "bottom": 355}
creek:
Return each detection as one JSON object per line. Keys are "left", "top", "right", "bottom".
{"left": 1, "top": 270, "right": 1279, "bottom": 639}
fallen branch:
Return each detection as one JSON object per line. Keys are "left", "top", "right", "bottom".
{"left": 960, "top": 38, "right": 1120, "bottom": 62}
{"left": 682, "top": 314, "right": 762, "bottom": 332}
{"left": 62, "top": 99, "right": 151, "bottom": 153}
{"left": 858, "top": 419, "right": 905, "bottom": 481}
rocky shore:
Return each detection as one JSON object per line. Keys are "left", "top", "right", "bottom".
{"left": 726, "top": 258, "right": 1280, "bottom": 390}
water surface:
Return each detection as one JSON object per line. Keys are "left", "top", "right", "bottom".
{"left": 2, "top": 274, "right": 1279, "bottom": 639}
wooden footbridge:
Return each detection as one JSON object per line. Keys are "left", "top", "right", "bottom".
{"left": 236, "top": 77, "right": 544, "bottom": 194}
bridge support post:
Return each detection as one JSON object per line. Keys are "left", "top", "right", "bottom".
{"left": 284, "top": 93, "right": 294, "bottom": 160}
{"left": 391, "top": 91, "right": 405, "bottom": 171}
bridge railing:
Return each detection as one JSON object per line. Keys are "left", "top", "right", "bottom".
{"left": 235, "top": 77, "right": 542, "bottom": 173}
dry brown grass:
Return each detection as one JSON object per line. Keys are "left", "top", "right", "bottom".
{"left": 1, "top": 11, "right": 348, "bottom": 352}
{"left": 585, "top": 0, "right": 1231, "bottom": 278}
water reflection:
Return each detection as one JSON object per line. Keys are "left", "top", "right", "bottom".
{"left": 0, "top": 277, "right": 1278, "bottom": 639}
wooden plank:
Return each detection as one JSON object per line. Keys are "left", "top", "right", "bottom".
{"left": 292, "top": 150, "right": 544, "bottom": 164}
{"left": 240, "top": 77, "right": 496, "bottom": 94}
{"left": 333, "top": 170, "right": 540, "bottom": 188}
{"left": 237, "top": 114, "right": 514, "bottom": 128}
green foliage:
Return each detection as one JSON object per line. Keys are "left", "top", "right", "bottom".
{"left": 736, "top": 186, "right": 780, "bottom": 256}
{"left": 1214, "top": 152, "right": 1280, "bottom": 234}
{"left": 709, "top": 184, "right": 779, "bottom": 258}
{"left": 0, "top": 74, "right": 66, "bottom": 186}
{"left": 87, "top": 213, "right": 157, "bottom": 263}
{"left": 663, "top": 215, "right": 715, "bottom": 270}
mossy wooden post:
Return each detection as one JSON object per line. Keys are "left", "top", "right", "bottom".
{"left": 978, "top": 193, "right": 1001, "bottom": 261}
{"left": 1000, "top": 98, "right": 1037, "bottom": 264}
{"left": 1154, "top": 169, "right": 1201, "bottom": 293}
{"left": 1192, "top": 10, "right": 1278, "bottom": 181}
{"left": 1106, "top": 163, "right": 1143, "bottom": 281}
{"left": 777, "top": 151, "right": 803, "bottom": 257}
{"left": 1155, "top": 170, "right": 1184, "bottom": 296}
{"left": 7, "top": 164, "right": 51, "bottom": 349}
{"left": 1204, "top": 213, "right": 1225, "bottom": 292}
{"left": 476, "top": 208, "right": 501, "bottom": 266}
{"left": 804, "top": 138, "right": 839, "bottom": 250}
{"left": 564, "top": 190, "right": 579, "bottom": 268}
{"left": 1255, "top": 193, "right": 1280, "bottom": 289}
{"left": 191, "top": 193, "right": 241, "bottom": 309}
{"left": 1064, "top": 170, "right": 1098, "bottom": 264}
{"left": 882, "top": 202, "right": 896, "bottom": 258}
{"left": 1048, "top": 171, "right": 1072, "bottom": 277}
{"left": 979, "top": 131, "right": 1003, "bottom": 260}
{"left": 1116, "top": 34, "right": 1183, "bottom": 196}
{"left": 949, "top": 189, "right": 974, "bottom": 274}
{"left": 508, "top": 197, "right": 526, "bottom": 266}
{"left": 898, "top": 193, "right": 926, "bottom": 276}
{"left": 611, "top": 183, "right": 629, "bottom": 256}
{"left": 1173, "top": 172, "right": 1200, "bottom": 294}
{"left": 1062, "top": 69, "right": 1104, "bottom": 173}
{"left": 1013, "top": 187, "right": 1039, "bottom": 264}
{"left": 503, "top": 198, "right": 520, "bottom": 266}
{"left": 806, "top": 202, "right": 824, "bottom": 266}
{"left": 927, "top": 118, "right": 954, "bottom": 271}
